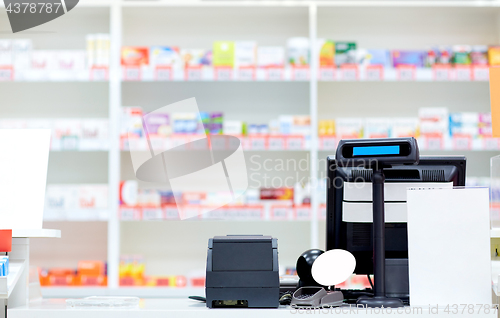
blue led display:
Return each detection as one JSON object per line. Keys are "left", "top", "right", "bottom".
{"left": 352, "top": 145, "right": 400, "bottom": 156}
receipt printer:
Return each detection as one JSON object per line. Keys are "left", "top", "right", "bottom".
{"left": 205, "top": 235, "right": 279, "bottom": 308}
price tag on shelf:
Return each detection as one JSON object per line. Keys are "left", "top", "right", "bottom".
{"left": 214, "top": 67, "right": 233, "bottom": 81}
{"left": 292, "top": 67, "right": 309, "bottom": 81}
{"left": 142, "top": 208, "right": 163, "bottom": 221}
{"left": 432, "top": 64, "right": 451, "bottom": 81}
{"left": 147, "top": 137, "right": 166, "bottom": 153}
{"left": 340, "top": 64, "right": 358, "bottom": 81}
{"left": 171, "top": 136, "right": 188, "bottom": 150}
{"left": 164, "top": 205, "right": 180, "bottom": 220}
{"left": 186, "top": 67, "right": 203, "bottom": 81}
{"left": 484, "top": 137, "right": 500, "bottom": 150}
{"left": 250, "top": 136, "right": 267, "bottom": 150}
{"left": 266, "top": 67, "right": 283, "bottom": 81}
{"left": 397, "top": 65, "right": 416, "bottom": 81}
{"left": 319, "top": 67, "right": 336, "bottom": 81}
{"left": 228, "top": 136, "right": 242, "bottom": 149}
{"left": 240, "top": 137, "right": 251, "bottom": 150}
{"left": 210, "top": 136, "right": 227, "bottom": 150}
{"left": 473, "top": 65, "right": 489, "bottom": 81}
{"left": 366, "top": 65, "right": 384, "bottom": 81}
{"left": 452, "top": 136, "right": 472, "bottom": 150}
{"left": 189, "top": 136, "right": 209, "bottom": 150}
{"left": 155, "top": 66, "right": 173, "bottom": 81}
{"left": 180, "top": 206, "right": 200, "bottom": 220}
{"left": 295, "top": 206, "right": 311, "bottom": 221}
{"left": 119, "top": 208, "right": 140, "bottom": 221}
{"left": 123, "top": 66, "right": 141, "bottom": 81}
{"left": 238, "top": 67, "right": 255, "bottom": 81}
{"left": 287, "top": 136, "right": 304, "bottom": 150}
{"left": 60, "top": 136, "right": 79, "bottom": 150}
{"left": 320, "top": 137, "right": 337, "bottom": 150}
{"left": 271, "top": 206, "right": 291, "bottom": 220}
{"left": 90, "top": 67, "right": 108, "bottom": 81}
{"left": 246, "top": 206, "right": 264, "bottom": 220}
{"left": 455, "top": 65, "right": 472, "bottom": 81}
{"left": 268, "top": 136, "right": 285, "bottom": 150}
{"left": 426, "top": 137, "right": 443, "bottom": 150}
{"left": 0, "top": 66, "right": 13, "bottom": 81}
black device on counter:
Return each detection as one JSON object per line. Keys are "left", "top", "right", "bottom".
{"left": 205, "top": 235, "right": 279, "bottom": 308}
{"left": 327, "top": 137, "right": 466, "bottom": 307}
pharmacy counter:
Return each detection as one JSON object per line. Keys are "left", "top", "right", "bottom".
{"left": 8, "top": 299, "right": 498, "bottom": 318}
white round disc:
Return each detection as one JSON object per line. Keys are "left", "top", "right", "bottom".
{"left": 311, "top": 249, "right": 356, "bottom": 286}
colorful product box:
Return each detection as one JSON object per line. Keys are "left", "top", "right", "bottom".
{"left": 12, "top": 39, "right": 32, "bottom": 70}
{"left": 55, "top": 51, "right": 86, "bottom": 70}
{"left": 278, "top": 115, "right": 293, "bottom": 135}
{"left": 317, "top": 39, "right": 335, "bottom": 67}
{"left": 199, "top": 112, "right": 210, "bottom": 135}
{"left": 470, "top": 46, "right": 488, "bottom": 65}
{"left": 149, "top": 46, "right": 182, "bottom": 68}
{"left": 257, "top": 46, "right": 285, "bottom": 68}
{"left": 45, "top": 185, "right": 79, "bottom": 210}
{"left": 213, "top": 41, "right": 235, "bottom": 68}
{"left": 390, "top": 118, "right": 419, "bottom": 138}
{"left": 223, "top": 120, "right": 244, "bottom": 135}
{"left": 181, "top": 49, "right": 212, "bottom": 68}
{"left": 318, "top": 120, "right": 335, "bottom": 136}
{"left": 0, "top": 40, "right": 12, "bottom": 66}
{"left": 452, "top": 45, "right": 471, "bottom": 65}
{"left": 426, "top": 47, "right": 452, "bottom": 67}
{"left": 287, "top": 37, "right": 309, "bottom": 66}
{"left": 392, "top": 50, "right": 426, "bottom": 67}
{"left": 143, "top": 112, "right": 170, "bottom": 137}
{"left": 121, "top": 47, "right": 149, "bottom": 66}
{"left": 235, "top": 41, "right": 257, "bottom": 68}
{"left": 210, "top": 112, "right": 223, "bottom": 135}
{"left": 172, "top": 113, "right": 198, "bottom": 134}
{"left": 31, "top": 51, "right": 53, "bottom": 70}
{"left": 260, "top": 188, "right": 294, "bottom": 201}
{"left": 94, "top": 33, "right": 110, "bottom": 66}
{"left": 335, "top": 42, "right": 356, "bottom": 66}
{"left": 291, "top": 115, "right": 311, "bottom": 136}
{"left": 121, "top": 107, "right": 144, "bottom": 139}
{"left": 365, "top": 49, "right": 392, "bottom": 67}
{"left": 78, "top": 185, "right": 108, "bottom": 209}
{"left": 364, "top": 118, "right": 391, "bottom": 139}
{"left": 488, "top": 46, "right": 500, "bottom": 66}
{"left": 80, "top": 119, "right": 109, "bottom": 150}
{"left": 335, "top": 118, "right": 364, "bottom": 139}
{"left": 418, "top": 107, "right": 449, "bottom": 137}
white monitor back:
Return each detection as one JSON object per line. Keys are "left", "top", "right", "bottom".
{"left": 0, "top": 129, "right": 51, "bottom": 230}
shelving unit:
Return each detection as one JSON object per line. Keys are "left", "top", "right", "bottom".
{"left": 1, "top": 0, "right": 499, "bottom": 298}
{"left": 0, "top": 261, "right": 25, "bottom": 299}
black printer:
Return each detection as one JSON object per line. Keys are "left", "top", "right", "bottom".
{"left": 205, "top": 235, "right": 279, "bottom": 308}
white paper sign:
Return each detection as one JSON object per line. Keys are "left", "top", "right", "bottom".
{"left": 406, "top": 187, "right": 491, "bottom": 306}
{"left": 0, "top": 129, "right": 51, "bottom": 229}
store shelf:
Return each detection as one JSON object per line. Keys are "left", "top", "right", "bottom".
{"left": 44, "top": 209, "right": 109, "bottom": 222}
{"left": 491, "top": 229, "right": 500, "bottom": 238}
{"left": 2, "top": 69, "right": 108, "bottom": 82}
{"left": 119, "top": 205, "right": 325, "bottom": 222}
{"left": 0, "top": 261, "right": 25, "bottom": 299}
{"left": 12, "top": 229, "right": 61, "bottom": 239}
{"left": 41, "top": 286, "right": 203, "bottom": 298}
{"left": 119, "top": 66, "right": 490, "bottom": 83}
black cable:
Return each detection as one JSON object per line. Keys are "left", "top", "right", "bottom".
{"left": 367, "top": 274, "right": 374, "bottom": 289}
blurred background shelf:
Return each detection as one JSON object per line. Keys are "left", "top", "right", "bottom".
{"left": 1, "top": 0, "right": 498, "bottom": 295}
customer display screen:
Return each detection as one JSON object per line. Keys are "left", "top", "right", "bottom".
{"left": 341, "top": 142, "right": 411, "bottom": 158}
{"left": 352, "top": 145, "right": 400, "bottom": 156}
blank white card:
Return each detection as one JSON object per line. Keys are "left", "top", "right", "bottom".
{"left": 0, "top": 129, "right": 51, "bottom": 230}
{"left": 407, "top": 187, "right": 491, "bottom": 306}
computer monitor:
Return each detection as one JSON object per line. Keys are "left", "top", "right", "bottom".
{"left": 326, "top": 155, "right": 466, "bottom": 275}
